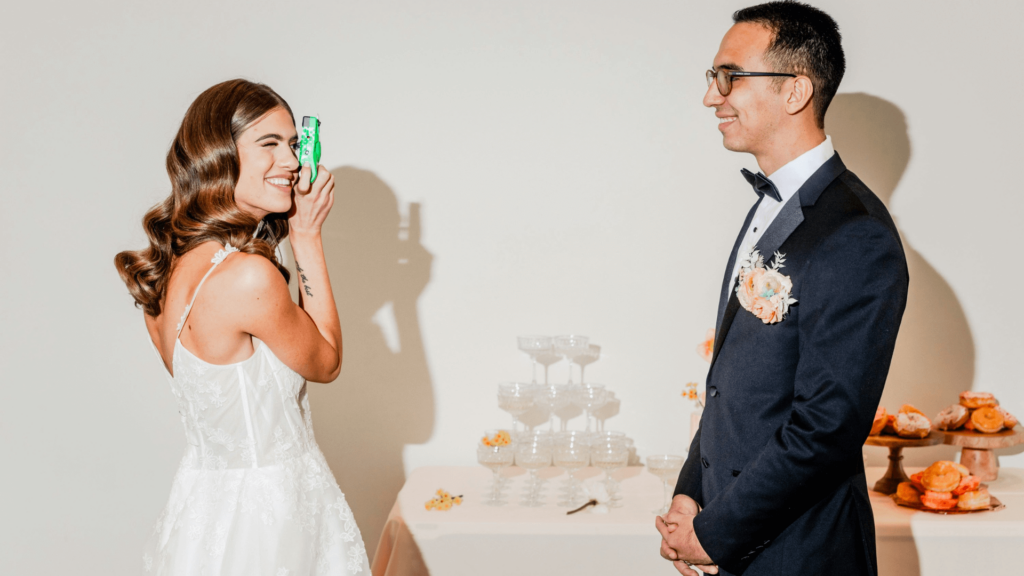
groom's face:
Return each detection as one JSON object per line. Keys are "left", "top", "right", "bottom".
{"left": 704, "top": 22, "right": 785, "bottom": 156}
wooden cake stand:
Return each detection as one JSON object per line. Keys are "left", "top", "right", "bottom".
{"left": 864, "top": 431, "right": 944, "bottom": 495}
{"left": 942, "top": 426, "right": 1024, "bottom": 481}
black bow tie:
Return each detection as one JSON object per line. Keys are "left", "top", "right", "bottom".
{"left": 741, "top": 168, "right": 782, "bottom": 202}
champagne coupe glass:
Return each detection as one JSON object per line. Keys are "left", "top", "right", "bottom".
{"left": 535, "top": 347, "right": 562, "bottom": 385}
{"left": 571, "top": 384, "right": 608, "bottom": 432}
{"left": 646, "top": 455, "right": 685, "bottom": 514}
{"left": 478, "top": 443, "right": 515, "bottom": 506}
{"left": 514, "top": 437, "right": 552, "bottom": 507}
{"left": 590, "top": 441, "right": 629, "bottom": 508}
{"left": 553, "top": 435, "right": 590, "bottom": 507}
{"left": 573, "top": 344, "right": 601, "bottom": 383}
{"left": 593, "top": 391, "right": 620, "bottom": 432}
{"left": 537, "top": 384, "right": 571, "bottom": 431}
{"left": 497, "top": 382, "right": 535, "bottom": 432}
{"left": 554, "top": 335, "right": 589, "bottom": 384}
{"left": 517, "top": 336, "right": 552, "bottom": 384}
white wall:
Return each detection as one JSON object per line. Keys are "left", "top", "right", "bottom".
{"left": 2, "top": 1, "right": 1022, "bottom": 573}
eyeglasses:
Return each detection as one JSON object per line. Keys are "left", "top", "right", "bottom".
{"left": 706, "top": 68, "right": 797, "bottom": 97}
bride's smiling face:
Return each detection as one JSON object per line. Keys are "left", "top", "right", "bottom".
{"left": 234, "top": 107, "right": 300, "bottom": 219}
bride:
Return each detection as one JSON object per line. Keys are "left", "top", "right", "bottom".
{"left": 115, "top": 79, "right": 369, "bottom": 575}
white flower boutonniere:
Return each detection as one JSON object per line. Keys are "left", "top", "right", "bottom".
{"left": 736, "top": 249, "right": 797, "bottom": 324}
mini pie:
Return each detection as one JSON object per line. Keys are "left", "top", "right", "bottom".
{"left": 894, "top": 412, "right": 931, "bottom": 438}
{"left": 959, "top": 391, "right": 998, "bottom": 409}
{"left": 899, "top": 404, "right": 926, "bottom": 417}
{"left": 921, "top": 461, "right": 961, "bottom": 492}
{"left": 934, "top": 404, "right": 970, "bottom": 431}
{"left": 971, "top": 407, "right": 1005, "bottom": 434}
{"left": 952, "top": 475, "right": 981, "bottom": 496}
{"left": 957, "top": 488, "right": 991, "bottom": 510}
{"left": 921, "top": 490, "right": 958, "bottom": 510}
{"left": 870, "top": 406, "right": 887, "bottom": 436}
{"left": 896, "top": 482, "right": 921, "bottom": 504}
{"left": 997, "top": 406, "right": 1019, "bottom": 429}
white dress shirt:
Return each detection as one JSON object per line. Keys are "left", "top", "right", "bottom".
{"left": 728, "top": 136, "right": 835, "bottom": 292}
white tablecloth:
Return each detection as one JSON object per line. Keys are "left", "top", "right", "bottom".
{"left": 394, "top": 465, "right": 1024, "bottom": 575}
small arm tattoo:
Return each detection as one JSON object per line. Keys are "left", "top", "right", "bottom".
{"left": 296, "top": 262, "right": 313, "bottom": 297}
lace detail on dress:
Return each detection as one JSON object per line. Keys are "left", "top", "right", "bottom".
{"left": 212, "top": 244, "right": 239, "bottom": 264}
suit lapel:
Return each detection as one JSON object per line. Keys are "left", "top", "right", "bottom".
{"left": 708, "top": 153, "right": 848, "bottom": 372}
{"left": 715, "top": 197, "right": 762, "bottom": 334}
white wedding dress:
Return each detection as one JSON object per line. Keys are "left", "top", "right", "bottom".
{"left": 143, "top": 245, "right": 369, "bottom": 575}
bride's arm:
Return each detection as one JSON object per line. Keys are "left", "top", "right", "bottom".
{"left": 230, "top": 166, "right": 343, "bottom": 383}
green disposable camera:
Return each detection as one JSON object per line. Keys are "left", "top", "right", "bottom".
{"left": 298, "top": 115, "right": 321, "bottom": 184}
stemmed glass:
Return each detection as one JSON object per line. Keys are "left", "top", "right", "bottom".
{"left": 514, "top": 435, "right": 552, "bottom": 507}
{"left": 535, "top": 347, "right": 562, "bottom": 385}
{"left": 517, "top": 336, "right": 553, "bottom": 383}
{"left": 478, "top": 443, "right": 515, "bottom": 506}
{"left": 554, "top": 335, "right": 589, "bottom": 384}
{"left": 537, "top": 384, "right": 571, "bottom": 431}
{"left": 646, "top": 455, "right": 685, "bottom": 514}
{"left": 571, "top": 384, "right": 609, "bottom": 432}
{"left": 497, "top": 382, "right": 535, "bottom": 432}
{"left": 590, "top": 438, "right": 629, "bottom": 508}
{"left": 573, "top": 344, "right": 601, "bottom": 383}
{"left": 593, "top": 391, "right": 620, "bottom": 432}
{"left": 553, "top": 434, "right": 590, "bottom": 507}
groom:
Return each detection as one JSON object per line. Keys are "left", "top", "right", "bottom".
{"left": 656, "top": 3, "right": 909, "bottom": 575}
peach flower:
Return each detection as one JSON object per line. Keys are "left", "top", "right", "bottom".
{"left": 750, "top": 296, "right": 779, "bottom": 324}
{"left": 756, "top": 268, "right": 793, "bottom": 300}
{"left": 696, "top": 328, "right": 715, "bottom": 362}
{"left": 737, "top": 267, "right": 765, "bottom": 310}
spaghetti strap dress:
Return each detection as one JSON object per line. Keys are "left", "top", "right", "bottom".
{"left": 142, "top": 245, "right": 369, "bottom": 576}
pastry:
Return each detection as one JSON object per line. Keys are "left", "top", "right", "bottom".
{"left": 896, "top": 482, "right": 921, "bottom": 504}
{"left": 909, "top": 471, "right": 926, "bottom": 492}
{"left": 971, "top": 407, "right": 1005, "bottom": 434}
{"left": 959, "top": 391, "right": 998, "bottom": 409}
{"left": 997, "top": 406, "right": 1019, "bottom": 429}
{"left": 934, "top": 404, "right": 969, "bottom": 431}
{"left": 899, "top": 404, "right": 926, "bottom": 417}
{"left": 952, "top": 474, "right": 981, "bottom": 495}
{"left": 894, "top": 412, "right": 931, "bottom": 438}
{"left": 954, "top": 463, "right": 971, "bottom": 477}
{"left": 870, "top": 406, "right": 887, "bottom": 436}
{"left": 921, "top": 461, "right": 962, "bottom": 492}
{"left": 921, "top": 490, "right": 958, "bottom": 510}
{"left": 956, "top": 488, "right": 991, "bottom": 510}
{"left": 963, "top": 418, "right": 975, "bottom": 431}
{"left": 883, "top": 414, "right": 898, "bottom": 435}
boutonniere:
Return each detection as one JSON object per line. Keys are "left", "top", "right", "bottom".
{"left": 736, "top": 249, "right": 797, "bottom": 324}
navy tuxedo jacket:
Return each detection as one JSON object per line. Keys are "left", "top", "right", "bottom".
{"left": 674, "top": 154, "right": 909, "bottom": 576}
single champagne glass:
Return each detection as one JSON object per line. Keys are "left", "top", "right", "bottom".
{"left": 553, "top": 335, "right": 589, "bottom": 384}
{"left": 514, "top": 438, "right": 552, "bottom": 507}
{"left": 571, "top": 383, "right": 608, "bottom": 432}
{"left": 497, "top": 382, "right": 535, "bottom": 432}
{"left": 573, "top": 344, "right": 601, "bottom": 383}
{"left": 517, "top": 336, "right": 552, "bottom": 383}
{"left": 537, "top": 384, "right": 571, "bottom": 431}
{"left": 593, "top": 391, "right": 620, "bottom": 432}
{"left": 590, "top": 441, "right": 629, "bottom": 508}
{"left": 554, "top": 438, "right": 590, "bottom": 507}
{"left": 478, "top": 444, "right": 515, "bottom": 506}
{"left": 535, "top": 347, "right": 562, "bottom": 385}
{"left": 646, "top": 455, "right": 685, "bottom": 514}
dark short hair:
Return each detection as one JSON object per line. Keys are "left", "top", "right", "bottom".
{"left": 733, "top": 1, "right": 844, "bottom": 128}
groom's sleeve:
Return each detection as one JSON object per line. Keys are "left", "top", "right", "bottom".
{"left": 674, "top": 418, "right": 704, "bottom": 505}
{"left": 692, "top": 217, "right": 908, "bottom": 575}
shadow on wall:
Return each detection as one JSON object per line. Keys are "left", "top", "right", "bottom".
{"left": 308, "top": 167, "right": 435, "bottom": 558}
{"left": 826, "top": 93, "right": 975, "bottom": 467}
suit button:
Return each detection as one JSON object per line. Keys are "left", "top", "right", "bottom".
{"left": 708, "top": 386, "right": 718, "bottom": 397}
{"left": 701, "top": 457, "right": 709, "bottom": 468}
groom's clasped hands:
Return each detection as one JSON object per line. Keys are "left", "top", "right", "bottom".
{"left": 656, "top": 494, "right": 718, "bottom": 575}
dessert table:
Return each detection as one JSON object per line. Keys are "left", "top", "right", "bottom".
{"left": 371, "top": 465, "right": 1024, "bottom": 576}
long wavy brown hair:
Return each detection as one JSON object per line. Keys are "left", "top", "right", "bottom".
{"left": 115, "top": 79, "right": 293, "bottom": 317}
